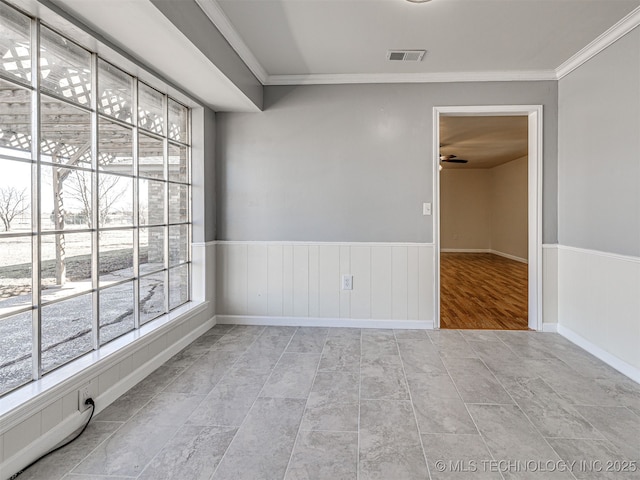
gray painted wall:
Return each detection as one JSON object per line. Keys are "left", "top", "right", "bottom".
{"left": 558, "top": 27, "right": 640, "bottom": 257}
{"left": 151, "top": 0, "right": 263, "bottom": 111}
{"left": 216, "top": 82, "right": 558, "bottom": 243}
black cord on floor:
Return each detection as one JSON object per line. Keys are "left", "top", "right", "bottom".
{"left": 9, "top": 398, "right": 96, "bottom": 480}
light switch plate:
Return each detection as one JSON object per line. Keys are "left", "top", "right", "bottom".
{"left": 423, "top": 203, "right": 432, "bottom": 215}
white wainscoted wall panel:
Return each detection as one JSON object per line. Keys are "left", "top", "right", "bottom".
{"left": 339, "top": 246, "right": 351, "bottom": 318}
{"left": 371, "top": 247, "right": 393, "bottom": 320}
{"left": 351, "top": 246, "right": 372, "bottom": 319}
{"left": 319, "top": 245, "right": 340, "bottom": 318}
{"left": 247, "top": 244, "right": 268, "bottom": 316}
{"left": 293, "top": 245, "right": 310, "bottom": 318}
{"left": 216, "top": 242, "right": 435, "bottom": 328}
{"left": 557, "top": 245, "right": 640, "bottom": 381}
{"left": 283, "top": 245, "right": 294, "bottom": 317}
{"left": 391, "top": 246, "right": 409, "bottom": 320}
{"left": 542, "top": 244, "right": 558, "bottom": 331}
{"left": 267, "top": 245, "right": 284, "bottom": 316}
{"left": 408, "top": 247, "right": 421, "bottom": 320}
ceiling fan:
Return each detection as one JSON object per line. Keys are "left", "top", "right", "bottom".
{"left": 439, "top": 154, "right": 468, "bottom": 164}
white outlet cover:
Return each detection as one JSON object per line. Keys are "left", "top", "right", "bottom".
{"left": 78, "top": 384, "right": 92, "bottom": 411}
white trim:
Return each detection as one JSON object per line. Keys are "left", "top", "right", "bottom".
{"left": 557, "top": 244, "right": 640, "bottom": 264}
{"left": 0, "top": 301, "right": 209, "bottom": 431}
{"left": 490, "top": 250, "right": 528, "bottom": 264}
{"left": 216, "top": 315, "right": 434, "bottom": 330}
{"left": 266, "top": 70, "right": 557, "bottom": 86}
{"left": 192, "top": 240, "right": 218, "bottom": 248}
{"left": 0, "top": 314, "right": 215, "bottom": 478}
{"left": 2, "top": 408, "right": 90, "bottom": 479}
{"left": 441, "top": 248, "right": 491, "bottom": 254}
{"left": 556, "top": 7, "right": 640, "bottom": 79}
{"left": 194, "top": 0, "right": 269, "bottom": 84}
{"left": 542, "top": 244, "right": 559, "bottom": 327}
{"left": 433, "top": 105, "right": 543, "bottom": 332}
{"left": 542, "top": 323, "right": 558, "bottom": 333}
{"left": 558, "top": 324, "right": 640, "bottom": 384}
{"left": 215, "top": 240, "right": 434, "bottom": 247}
{"left": 440, "top": 248, "right": 528, "bottom": 264}
{"left": 91, "top": 315, "right": 215, "bottom": 416}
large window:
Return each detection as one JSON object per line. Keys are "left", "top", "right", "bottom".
{"left": 0, "top": 2, "right": 191, "bottom": 396}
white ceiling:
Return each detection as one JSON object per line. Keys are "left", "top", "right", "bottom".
{"left": 209, "top": 0, "right": 640, "bottom": 83}
{"left": 14, "top": 0, "right": 640, "bottom": 111}
{"left": 440, "top": 116, "right": 528, "bottom": 169}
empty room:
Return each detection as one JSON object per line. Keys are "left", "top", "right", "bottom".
{"left": 439, "top": 115, "right": 530, "bottom": 330}
{"left": 0, "top": 0, "right": 639, "bottom": 479}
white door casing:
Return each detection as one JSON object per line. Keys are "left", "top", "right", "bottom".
{"left": 433, "top": 105, "right": 543, "bottom": 331}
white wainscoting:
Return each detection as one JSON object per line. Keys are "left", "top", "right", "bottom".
{"left": 542, "top": 244, "right": 558, "bottom": 332}
{"left": 215, "top": 242, "right": 435, "bottom": 328}
{"left": 557, "top": 244, "right": 640, "bottom": 381}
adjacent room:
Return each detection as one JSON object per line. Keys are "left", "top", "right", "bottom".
{"left": 0, "top": 0, "right": 639, "bottom": 479}
{"left": 439, "top": 115, "right": 529, "bottom": 330}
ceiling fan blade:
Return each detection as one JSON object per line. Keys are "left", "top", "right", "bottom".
{"left": 442, "top": 158, "right": 468, "bottom": 163}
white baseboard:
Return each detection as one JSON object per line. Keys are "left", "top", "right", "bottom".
{"left": 216, "top": 315, "right": 434, "bottom": 330}
{"left": 541, "top": 323, "right": 558, "bottom": 333}
{"left": 558, "top": 324, "right": 640, "bottom": 384}
{"left": 1, "top": 316, "right": 216, "bottom": 480}
{"left": 93, "top": 315, "right": 216, "bottom": 415}
{"left": 490, "top": 250, "right": 528, "bottom": 264}
{"left": 441, "top": 248, "right": 491, "bottom": 253}
{"left": 440, "top": 248, "right": 528, "bottom": 264}
{"left": 1, "top": 409, "right": 90, "bottom": 480}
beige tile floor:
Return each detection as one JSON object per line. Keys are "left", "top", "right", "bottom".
{"left": 16, "top": 326, "right": 640, "bottom": 480}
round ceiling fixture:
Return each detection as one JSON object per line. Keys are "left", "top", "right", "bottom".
{"left": 406, "top": 0, "right": 432, "bottom": 3}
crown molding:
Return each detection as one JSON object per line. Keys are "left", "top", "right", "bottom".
{"left": 195, "top": 0, "right": 640, "bottom": 87}
{"left": 195, "top": 0, "right": 269, "bottom": 84}
{"left": 556, "top": 6, "right": 640, "bottom": 80}
{"left": 266, "top": 70, "right": 557, "bottom": 86}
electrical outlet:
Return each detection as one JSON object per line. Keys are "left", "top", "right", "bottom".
{"left": 342, "top": 274, "right": 353, "bottom": 290}
{"left": 78, "top": 384, "right": 92, "bottom": 412}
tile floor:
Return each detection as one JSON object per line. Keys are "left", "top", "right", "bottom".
{"left": 17, "top": 326, "right": 640, "bottom": 480}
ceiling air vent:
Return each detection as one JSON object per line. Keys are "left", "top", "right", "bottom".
{"left": 387, "top": 50, "right": 427, "bottom": 62}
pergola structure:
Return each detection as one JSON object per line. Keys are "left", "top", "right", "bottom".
{"left": 0, "top": 30, "right": 169, "bottom": 286}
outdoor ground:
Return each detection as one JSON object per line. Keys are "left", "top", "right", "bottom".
{"left": 0, "top": 232, "right": 179, "bottom": 395}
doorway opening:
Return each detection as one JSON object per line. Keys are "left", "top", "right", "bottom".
{"left": 433, "top": 106, "right": 542, "bottom": 331}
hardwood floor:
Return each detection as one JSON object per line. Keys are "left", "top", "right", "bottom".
{"left": 440, "top": 252, "right": 528, "bottom": 330}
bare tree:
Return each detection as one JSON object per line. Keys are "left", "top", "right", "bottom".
{"left": 0, "top": 186, "right": 28, "bottom": 231}
{"left": 65, "top": 170, "right": 127, "bottom": 229}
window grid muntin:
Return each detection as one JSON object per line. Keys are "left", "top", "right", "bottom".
{"left": 30, "top": 14, "right": 41, "bottom": 380}
{"left": 0, "top": 3, "right": 191, "bottom": 397}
